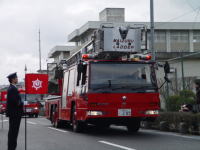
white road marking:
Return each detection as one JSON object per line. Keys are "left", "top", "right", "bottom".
{"left": 143, "top": 129, "right": 200, "bottom": 141}
{"left": 27, "top": 121, "right": 37, "bottom": 125}
{"left": 0, "top": 120, "right": 8, "bottom": 122}
{"left": 48, "top": 127, "right": 68, "bottom": 133}
{"left": 99, "top": 141, "right": 136, "bottom": 150}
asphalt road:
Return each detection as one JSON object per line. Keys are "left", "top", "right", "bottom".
{"left": 0, "top": 114, "right": 200, "bottom": 150}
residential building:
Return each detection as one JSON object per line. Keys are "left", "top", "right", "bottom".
{"left": 47, "top": 46, "right": 75, "bottom": 93}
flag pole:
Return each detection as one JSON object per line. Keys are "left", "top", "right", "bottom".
{"left": 24, "top": 65, "right": 27, "bottom": 150}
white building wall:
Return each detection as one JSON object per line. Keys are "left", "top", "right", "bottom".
{"left": 170, "top": 59, "right": 200, "bottom": 78}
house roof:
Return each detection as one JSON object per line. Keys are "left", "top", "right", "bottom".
{"left": 68, "top": 21, "right": 200, "bottom": 42}
{"left": 48, "top": 46, "right": 75, "bottom": 58}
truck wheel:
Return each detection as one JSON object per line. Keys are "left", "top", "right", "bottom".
{"left": 53, "top": 119, "right": 62, "bottom": 128}
{"left": 35, "top": 114, "right": 38, "bottom": 118}
{"left": 126, "top": 120, "right": 141, "bottom": 133}
{"left": 72, "top": 106, "right": 84, "bottom": 132}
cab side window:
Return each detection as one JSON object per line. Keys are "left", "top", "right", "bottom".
{"left": 62, "top": 71, "right": 69, "bottom": 108}
{"left": 68, "top": 69, "right": 75, "bottom": 96}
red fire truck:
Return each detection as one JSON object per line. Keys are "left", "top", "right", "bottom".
{"left": 45, "top": 24, "right": 161, "bottom": 133}
{"left": 20, "top": 90, "right": 40, "bottom": 118}
{"left": 0, "top": 89, "right": 40, "bottom": 117}
{"left": 0, "top": 91, "right": 7, "bottom": 114}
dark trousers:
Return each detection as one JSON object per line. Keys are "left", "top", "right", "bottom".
{"left": 8, "top": 116, "right": 21, "bottom": 150}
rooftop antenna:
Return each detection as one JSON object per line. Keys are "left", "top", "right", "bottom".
{"left": 150, "top": 0, "right": 155, "bottom": 61}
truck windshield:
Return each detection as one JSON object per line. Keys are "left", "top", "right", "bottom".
{"left": 90, "top": 62, "right": 157, "bottom": 91}
{"left": 20, "top": 94, "right": 41, "bottom": 103}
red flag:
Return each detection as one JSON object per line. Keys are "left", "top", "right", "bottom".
{"left": 25, "top": 74, "right": 48, "bottom": 94}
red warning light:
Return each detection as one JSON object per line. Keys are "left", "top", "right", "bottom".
{"left": 145, "top": 55, "right": 152, "bottom": 60}
{"left": 82, "top": 54, "right": 89, "bottom": 59}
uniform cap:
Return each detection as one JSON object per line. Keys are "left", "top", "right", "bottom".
{"left": 7, "top": 72, "right": 17, "bottom": 80}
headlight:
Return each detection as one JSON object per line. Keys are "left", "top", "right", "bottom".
{"left": 87, "top": 111, "right": 103, "bottom": 116}
{"left": 145, "top": 110, "right": 159, "bottom": 115}
{"left": 34, "top": 107, "right": 38, "bottom": 110}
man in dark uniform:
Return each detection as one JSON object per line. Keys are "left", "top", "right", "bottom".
{"left": 6, "top": 72, "right": 24, "bottom": 150}
{"left": 194, "top": 79, "right": 200, "bottom": 112}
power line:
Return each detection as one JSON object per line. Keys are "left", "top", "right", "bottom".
{"left": 192, "top": 8, "right": 200, "bottom": 29}
{"left": 155, "top": 6, "right": 200, "bottom": 28}
{"left": 185, "top": 0, "right": 195, "bottom": 11}
{"left": 166, "top": 51, "right": 200, "bottom": 62}
{"left": 185, "top": 0, "right": 200, "bottom": 29}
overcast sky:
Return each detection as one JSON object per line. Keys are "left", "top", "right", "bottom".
{"left": 0, "top": 0, "right": 200, "bottom": 85}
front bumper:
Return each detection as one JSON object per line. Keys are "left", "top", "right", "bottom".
{"left": 24, "top": 108, "right": 39, "bottom": 114}
{"left": 85, "top": 117, "right": 156, "bottom": 125}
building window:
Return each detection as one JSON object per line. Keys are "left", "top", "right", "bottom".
{"left": 155, "top": 31, "right": 166, "bottom": 42}
{"left": 193, "top": 31, "right": 200, "bottom": 51}
{"left": 170, "top": 30, "right": 189, "bottom": 52}
{"left": 154, "top": 30, "right": 167, "bottom": 52}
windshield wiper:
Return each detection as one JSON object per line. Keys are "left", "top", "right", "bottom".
{"left": 111, "top": 85, "right": 133, "bottom": 91}
{"left": 111, "top": 85, "right": 157, "bottom": 91}
{"left": 131, "top": 86, "right": 157, "bottom": 91}
{"left": 92, "top": 80, "right": 112, "bottom": 91}
{"left": 92, "top": 86, "right": 112, "bottom": 91}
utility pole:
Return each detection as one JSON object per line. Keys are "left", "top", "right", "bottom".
{"left": 24, "top": 65, "right": 27, "bottom": 150}
{"left": 38, "top": 29, "right": 42, "bottom": 72}
{"left": 150, "top": 0, "right": 155, "bottom": 61}
{"left": 181, "top": 52, "right": 185, "bottom": 90}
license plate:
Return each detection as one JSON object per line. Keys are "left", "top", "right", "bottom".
{"left": 118, "top": 109, "right": 131, "bottom": 116}
{"left": 26, "top": 109, "right": 32, "bottom": 112}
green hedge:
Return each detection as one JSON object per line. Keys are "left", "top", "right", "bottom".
{"left": 165, "top": 90, "right": 196, "bottom": 111}
{"left": 142, "top": 112, "right": 200, "bottom": 134}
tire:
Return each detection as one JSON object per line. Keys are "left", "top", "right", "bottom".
{"left": 35, "top": 114, "right": 38, "bottom": 118}
{"left": 53, "top": 119, "right": 62, "bottom": 128}
{"left": 126, "top": 120, "right": 141, "bottom": 133}
{"left": 72, "top": 106, "right": 84, "bottom": 132}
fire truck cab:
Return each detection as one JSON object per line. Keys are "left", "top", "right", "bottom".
{"left": 20, "top": 92, "right": 40, "bottom": 118}
{"left": 0, "top": 91, "right": 7, "bottom": 114}
{"left": 0, "top": 89, "right": 40, "bottom": 117}
{"left": 45, "top": 24, "right": 160, "bottom": 133}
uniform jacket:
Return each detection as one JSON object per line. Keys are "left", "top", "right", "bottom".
{"left": 6, "top": 84, "right": 23, "bottom": 117}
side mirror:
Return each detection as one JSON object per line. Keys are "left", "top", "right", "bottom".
{"left": 55, "top": 68, "right": 63, "bottom": 79}
{"left": 158, "top": 77, "right": 171, "bottom": 89}
{"left": 164, "top": 61, "right": 170, "bottom": 74}
{"left": 164, "top": 76, "right": 170, "bottom": 83}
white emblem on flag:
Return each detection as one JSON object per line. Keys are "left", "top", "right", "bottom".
{"left": 32, "top": 79, "right": 43, "bottom": 90}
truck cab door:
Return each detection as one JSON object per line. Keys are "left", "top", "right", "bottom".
{"left": 62, "top": 71, "right": 69, "bottom": 108}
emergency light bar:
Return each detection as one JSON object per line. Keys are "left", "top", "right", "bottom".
{"left": 130, "top": 54, "right": 152, "bottom": 60}
{"left": 82, "top": 53, "right": 152, "bottom": 61}
{"left": 82, "top": 54, "right": 98, "bottom": 60}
